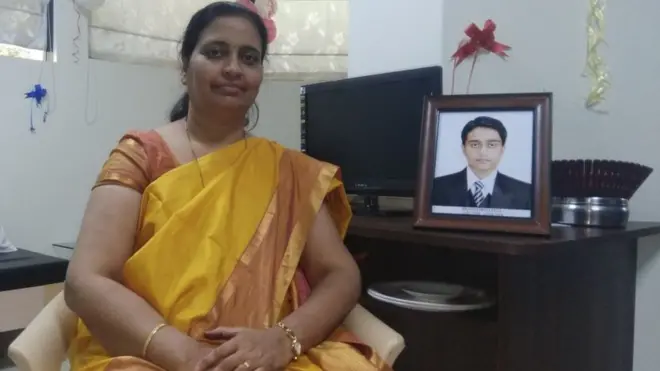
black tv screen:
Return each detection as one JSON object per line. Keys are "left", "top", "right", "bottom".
{"left": 301, "top": 66, "right": 443, "bottom": 197}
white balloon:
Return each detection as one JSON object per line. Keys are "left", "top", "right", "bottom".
{"left": 74, "top": 0, "right": 105, "bottom": 12}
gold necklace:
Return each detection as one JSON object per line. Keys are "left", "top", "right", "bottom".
{"left": 184, "top": 118, "right": 206, "bottom": 189}
{"left": 184, "top": 118, "right": 250, "bottom": 190}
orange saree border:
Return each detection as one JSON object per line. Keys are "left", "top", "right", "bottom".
{"left": 94, "top": 130, "right": 178, "bottom": 193}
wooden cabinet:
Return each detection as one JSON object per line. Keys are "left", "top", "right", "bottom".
{"left": 346, "top": 216, "right": 660, "bottom": 371}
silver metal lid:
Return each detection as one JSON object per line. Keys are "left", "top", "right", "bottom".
{"left": 552, "top": 196, "right": 628, "bottom": 207}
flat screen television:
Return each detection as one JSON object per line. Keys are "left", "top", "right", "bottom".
{"left": 300, "top": 66, "right": 443, "bottom": 213}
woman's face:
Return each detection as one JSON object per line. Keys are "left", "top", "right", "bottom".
{"left": 185, "top": 16, "right": 264, "bottom": 112}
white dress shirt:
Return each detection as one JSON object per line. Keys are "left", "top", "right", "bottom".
{"left": 466, "top": 168, "right": 497, "bottom": 197}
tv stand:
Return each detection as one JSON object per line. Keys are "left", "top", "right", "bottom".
{"left": 350, "top": 196, "right": 413, "bottom": 217}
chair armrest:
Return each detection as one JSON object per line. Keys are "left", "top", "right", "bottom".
{"left": 343, "top": 304, "right": 405, "bottom": 366}
{"left": 8, "top": 295, "right": 405, "bottom": 369}
{"left": 8, "top": 291, "right": 78, "bottom": 371}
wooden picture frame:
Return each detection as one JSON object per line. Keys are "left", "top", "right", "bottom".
{"left": 414, "top": 93, "right": 552, "bottom": 235}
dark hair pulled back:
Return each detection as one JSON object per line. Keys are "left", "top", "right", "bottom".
{"left": 169, "top": 1, "right": 269, "bottom": 123}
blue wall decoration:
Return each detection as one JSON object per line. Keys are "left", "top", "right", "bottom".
{"left": 24, "top": 84, "right": 49, "bottom": 133}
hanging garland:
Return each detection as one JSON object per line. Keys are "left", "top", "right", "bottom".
{"left": 583, "top": 0, "right": 610, "bottom": 112}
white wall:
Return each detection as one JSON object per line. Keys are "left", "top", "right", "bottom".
{"left": 350, "top": 0, "right": 660, "bottom": 370}
{"left": 0, "top": 55, "right": 181, "bottom": 255}
{"left": 0, "top": 1, "right": 306, "bottom": 257}
{"left": 252, "top": 79, "right": 306, "bottom": 149}
{"left": 0, "top": 0, "right": 181, "bottom": 256}
{"left": 348, "top": 0, "right": 444, "bottom": 77}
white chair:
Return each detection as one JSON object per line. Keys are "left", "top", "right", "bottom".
{"left": 9, "top": 292, "right": 405, "bottom": 371}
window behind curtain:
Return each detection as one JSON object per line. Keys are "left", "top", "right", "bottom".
{"left": 0, "top": 0, "right": 54, "bottom": 60}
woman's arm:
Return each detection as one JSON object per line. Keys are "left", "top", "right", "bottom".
{"left": 279, "top": 203, "right": 362, "bottom": 351}
{"left": 65, "top": 185, "right": 200, "bottom": 370}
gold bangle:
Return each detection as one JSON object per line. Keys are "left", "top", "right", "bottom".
{"left": 142, "top": 323, "right": 167, "bottom": 359}
{"left": 275, "top": 322, "right": 302, "bottom": 361}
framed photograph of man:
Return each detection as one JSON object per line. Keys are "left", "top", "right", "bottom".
{"left": 414, "top": 93, "right": 552, "bottom": 235}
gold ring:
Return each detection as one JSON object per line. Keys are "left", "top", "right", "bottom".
{"left": 242, "top": 361, "right": 251, "bottom": 369}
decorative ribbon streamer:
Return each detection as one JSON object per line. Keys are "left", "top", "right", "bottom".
{"left": 583, "top": 0, "right": 610, "bottom": 112}
{"left": 450, "top": 20, "right": 510, "bottom": 94}
{"left": 238, "top": 0, "right": 278, "bottom": 43}
{"left": 24, "top": 84, "right": 48, "bottom": 133}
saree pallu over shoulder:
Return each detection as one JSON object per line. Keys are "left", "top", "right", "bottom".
{"left": 69, "top": 137, "right": 389, "bottom": 371}
{"left": 94, "top": 130, "right": 177, "bottom": 193}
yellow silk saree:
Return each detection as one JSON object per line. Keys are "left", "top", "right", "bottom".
{"left": 69, "top": 136, "right": 389, "bottom": 371}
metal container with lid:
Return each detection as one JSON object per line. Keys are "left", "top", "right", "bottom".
{"left": 551, "top": 197, "right": 629, "bottom": 228}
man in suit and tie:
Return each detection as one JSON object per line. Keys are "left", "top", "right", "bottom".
{"left": 431, "top": 116, "right": 532, "bottom": 210}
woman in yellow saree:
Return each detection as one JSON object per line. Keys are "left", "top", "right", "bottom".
{"left": 64, "top": 2, "right": 390, "bottom": 371}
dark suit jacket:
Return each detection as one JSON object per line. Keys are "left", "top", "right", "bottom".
{"left": 431, "top": 168, "right": 532, "bottom": 210}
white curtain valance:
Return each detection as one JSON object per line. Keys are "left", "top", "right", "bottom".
{"left": 89, "top": 0, "right": 347, "bottom": 74}
{"left": 0, "top": 0, "right": 48, "bottom": 49}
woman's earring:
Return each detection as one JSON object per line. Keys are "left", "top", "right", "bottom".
{"left": 245, "top": 104, "right": 260, "bottom": 130}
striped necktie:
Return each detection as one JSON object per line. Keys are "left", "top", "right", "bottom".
{"left": 472, "top": 181, "right": 485, "bottom": 207}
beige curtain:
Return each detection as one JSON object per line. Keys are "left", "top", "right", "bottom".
{"left": 0, "top": 0, "right": 48, "bottom": 49}
{"left": 89, "top": 0, "right": 348, "bottom": 75}
{"left": 267, "top": 0, "right": 347, "bottom": 74}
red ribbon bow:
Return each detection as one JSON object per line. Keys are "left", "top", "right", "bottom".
{"left": 451, "top": 19, "right": 510, "bottom": 67}
{"left": 450, "top": 19, "right": 511, "bottom": 94}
